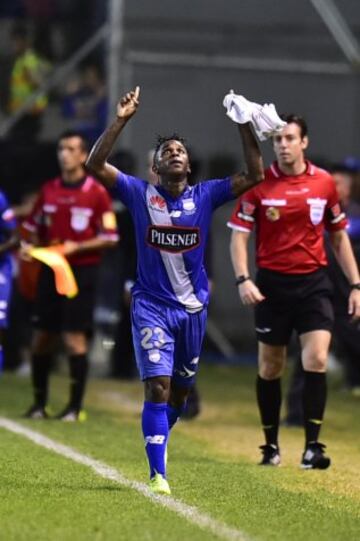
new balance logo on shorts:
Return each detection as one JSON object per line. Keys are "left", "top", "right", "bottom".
{"left": 145, "top": 435, "right": 166, "bottom": 445}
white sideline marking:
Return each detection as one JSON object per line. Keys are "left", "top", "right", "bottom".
{"left": 0, "top": 417, "right": 250, "bottom": 541}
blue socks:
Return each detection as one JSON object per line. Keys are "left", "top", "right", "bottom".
{"left": 142, "top": 401, "right": 169, "bottom": 478}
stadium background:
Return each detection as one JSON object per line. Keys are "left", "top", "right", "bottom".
{"left": 0, "top": 0, "right": 359, "bottom": 354}
{"left": 1, "top": 3, "right": 360, "bottom": 540}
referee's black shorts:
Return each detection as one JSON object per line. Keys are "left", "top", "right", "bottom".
{"left": 33, "top": 264, "right": 98, "bottom": 333}
{"left": 254, "top": 267, "right": 334, "bottom": 346}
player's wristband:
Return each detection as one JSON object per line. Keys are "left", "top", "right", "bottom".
{"left": 235, "top": 275, "right": 250, "bottom": 286}
{"left": 350, "top": 282, "right": 360, "bottom": 290}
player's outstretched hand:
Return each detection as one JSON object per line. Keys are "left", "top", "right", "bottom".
{"left": 348, "top": 289, "right": 360, "bottom": 320}
{"left": 117, "top": 86, "right": 140, "bottom": 120}
{"left": 238, "top": 279, "right": 265, "bottom": 306}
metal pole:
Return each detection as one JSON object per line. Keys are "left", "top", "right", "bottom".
{"left": 309, "top": 0, "right": 360, "bottom": 68}
{"left": 107, "top": 0, "right": 126, "bottom": 122}
{"left": 126, "top": 50, "right": 351, "bottom": 76}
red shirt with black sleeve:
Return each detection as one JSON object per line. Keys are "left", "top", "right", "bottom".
{"left": 227, "top": 161, "right": 347, "bottom": 274}
{"left": 23, "top": 176, "right": 119, "bottom": 266}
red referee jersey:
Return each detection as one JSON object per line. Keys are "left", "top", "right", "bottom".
{"left": 227, "top": 161, "right": 347, "bottom": 274}
{"left": 24, "top": 176, "right": 119, "bottom": 266}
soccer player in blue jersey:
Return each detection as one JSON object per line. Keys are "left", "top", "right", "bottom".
{"left": 0, "top": 191, "right": 18, "bottom": 372}
{"left": 87, "top": 86, "right": 265, "bottom": 494}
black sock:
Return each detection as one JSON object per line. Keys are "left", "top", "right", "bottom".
{"left": 68, "top": 354, "right": 89, "bottom": 411}
{"left": 303, "top": 371, "right": 327, "bottom": 446}
{"left": 256, "top": 375, "right": 281, "bottom": 446}
{"left": 31, "top": 354, "right": 52, "bottom": 408}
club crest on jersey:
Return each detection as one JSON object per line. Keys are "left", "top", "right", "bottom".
{"left": 147, "top": 225, "right": 200, "bottom": 253}
{"left": 265, "top": 206, "right": 280, "bottom": 222}
{"left": 182, "top": 198, "right": 196, "bottom": 215}
{"left": 149, "top": 195, "right": 167, "bottom": 212}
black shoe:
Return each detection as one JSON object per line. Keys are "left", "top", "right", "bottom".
{"left": 56, "top": 407, "right": 87, "bottom": 422}
{"left": 259, "top": 444, "right": 281, "bottom": 466}
{"left": 24, "top": 404, "right": 48, "bottom": 419}
{"left": 301, "top": 442, "right": 331, "bottom": 470}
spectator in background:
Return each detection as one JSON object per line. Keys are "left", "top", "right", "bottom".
{"left": 8, "top": 24, "right": 50, "bottom": 141}
{"left": 284, "top": 164, "right": 360, "bottom": 425}
{"left": 62, "top": 63, "right": 107, "bottom": 145}
{"left": 342, "top": 157, "right": 360, "bottom": 203}
{"left": 329, "top": 165, "right": 360, "bottom": 393}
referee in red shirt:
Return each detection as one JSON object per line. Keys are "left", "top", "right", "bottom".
{"left": 228, "top": 115, "right": 360, "bottom": 468}
{"left": 23, "top": 131, "right": 118, "bottom": 420}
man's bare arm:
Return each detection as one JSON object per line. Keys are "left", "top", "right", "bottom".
{"left": 62, "top": 237, "right": 117, "bottom": 257}
{"left": 86, "top": 86, "right": 140, "bottom": 187}
{"left": 230, "top": 230, "right": 265, "bottom": 305}
{"left": 230, "top": 123, "right": 264, "bottom": 197}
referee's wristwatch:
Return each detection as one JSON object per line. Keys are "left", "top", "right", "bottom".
{"left": 235, "top": 275, "right": 250, "bottom": 286}
{"left": 350, "top": 282, "right": 360, "bottom": 290}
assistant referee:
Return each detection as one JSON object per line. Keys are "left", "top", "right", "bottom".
{"left": 23, "top": 131, "right": 118, "bottom": 421}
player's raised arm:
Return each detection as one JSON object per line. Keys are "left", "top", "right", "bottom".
{"left": 86, "top": 86, "right": 140, "bottom": 187}
{"left": 230, "top": 123, "right": 265, "bottom": 197}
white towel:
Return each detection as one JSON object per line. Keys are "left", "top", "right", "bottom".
{"left": 223, "top": 92, "right": 286, "bottom": 141}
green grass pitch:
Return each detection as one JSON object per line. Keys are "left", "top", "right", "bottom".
{"left": 0, "top": 365, "right": 360, "bottom": 540}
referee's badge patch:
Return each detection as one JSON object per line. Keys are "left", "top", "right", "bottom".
{"left": 70, "top": 208, "right": 91, "bottom": 231}
{"left": 265, "top": 206, "right": 280, "bottom": 221}
{"left": 307, "top": 198, "right": 326, "bottom": 225}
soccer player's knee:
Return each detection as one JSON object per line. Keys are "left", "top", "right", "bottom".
{"left": 146, "top": 379, "right": 169, "bottom": 402}
{"left": 32, "top": 332, "right": 54, "bottom": 355}
{"left": 304, "top": 350, "right": 327, "bottom": 372}
{"left": 259, "top": 355, "right": 284, "bottom": 379}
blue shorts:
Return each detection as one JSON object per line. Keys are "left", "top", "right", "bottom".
{"left": 0, "top": 259, "right": 12, "bottom": 329}
{"left": 131, "top": 294, "right": 207, "bottom": 388}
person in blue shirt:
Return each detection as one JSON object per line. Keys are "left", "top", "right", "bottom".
{"left": 0, "top": 191, "right": 18, "bottom": 372}
{"left": 86, "top": 86, "right": 265, "bottom": 494}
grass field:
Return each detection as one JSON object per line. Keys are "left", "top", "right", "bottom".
{"left": 1, "top": 364, "right": 360, "bottom": 541}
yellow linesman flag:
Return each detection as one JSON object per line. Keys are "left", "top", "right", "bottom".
{"left": 29, "top": 246, "right": 79, "bottom": 298}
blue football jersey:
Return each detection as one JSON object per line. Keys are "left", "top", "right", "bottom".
{"left": 0, "top": 190, "right": 16, "bottom": 263}
{"left": 112, "top": 172, "right": 235, "bottom": 312}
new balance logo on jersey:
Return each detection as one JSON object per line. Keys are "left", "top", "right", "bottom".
{"left": 147, "top": 225, "right": 200, "bottom": 253}
{"left": 145, "top": 435, "right": 166, "bottom": 445}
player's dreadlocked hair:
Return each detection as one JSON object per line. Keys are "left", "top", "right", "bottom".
{"left": 153, "top": 133, "right": 188, "bottom": 165}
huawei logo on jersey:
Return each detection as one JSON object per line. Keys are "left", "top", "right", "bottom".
{"left": 147, "top": 225, "right": 200, "bottom": 253}
{"left": 149, "top": 195, "right": 166, "bottom": 210}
